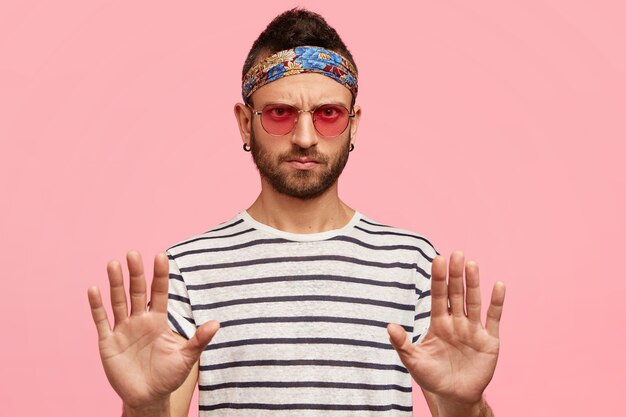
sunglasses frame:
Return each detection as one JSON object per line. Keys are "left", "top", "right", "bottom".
{"left": 247, "top": 102, "right": 355, "bottom": 137}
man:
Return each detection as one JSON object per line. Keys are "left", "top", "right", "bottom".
{"left": 88, "top": 8, "right": 505, "bottom": 417}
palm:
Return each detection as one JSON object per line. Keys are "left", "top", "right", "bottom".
{"left": 99, "top": 309, "right": 193, "bottom": 405}
{"left": 405, "top": 310, "right": 500, "bottom": 401}
{"left": 88, "top": 251, "right": 219, "bottom": 408}
{"left": 388, "top": 251, "right": 505, "bottom": 404}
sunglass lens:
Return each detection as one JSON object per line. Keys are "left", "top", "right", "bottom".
{"left": 261, "top": 104, "right": 298, "bottom": 135}
{"left": 313, "top": 104, "right": 349, "bottom": 136}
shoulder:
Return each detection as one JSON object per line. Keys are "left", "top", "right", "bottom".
{"left": 165, "top": 213, "right": 252, "bottom": 258}
{"left": 352, "top": 213, "right": 439, "bottom": 260}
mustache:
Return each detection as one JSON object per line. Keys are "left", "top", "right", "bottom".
{"left": 278, "top": 147, "right": 329, "bottom": 163}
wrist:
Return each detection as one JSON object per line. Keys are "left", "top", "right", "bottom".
{"left": 436, "top": 396, "right": 492, "bottom": 417}
{"left": 122, "top": 397, "right": 170, "bottom": 417}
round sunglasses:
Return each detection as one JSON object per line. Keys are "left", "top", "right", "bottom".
{"left": 248, "top": 103, "right": 355, "bottom": 137}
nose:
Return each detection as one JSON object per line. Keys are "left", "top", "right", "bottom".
{"left": 290, "top": 110, "right": 318, "bottom": 149}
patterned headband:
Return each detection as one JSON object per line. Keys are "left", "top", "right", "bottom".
{"left": 242, "top": 46, "right": 358, "bottom": 103}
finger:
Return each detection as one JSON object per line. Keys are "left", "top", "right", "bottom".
{"left": 486, "top": 281, "right": 506, "bottom": 337}
{"left": 465, "top": 260, "right": 482, "bottom": 323}
{"left": 448, "top": 251, "right": 466, "bottom": 317}
{"left": 387, "top": 323, "right": 415, "bottom": 356}
{"left": 149, "top": 253, "right": 170, "bottom": 314}
{"left": 430, "top": 255, "right": 449, "bottom": 318}
{"left": 182, "top": 320, "right": 221, "bottom": 364}
{"left": 107, "top": 260, "right": 128, "bottom": 325}
{"left": 127, "top": 251, "right": 147, "bottom": 316}
{"left": 87, "top": 286, "right": 111, "bottom": 340}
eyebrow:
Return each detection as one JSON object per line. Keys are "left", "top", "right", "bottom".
{"left": 256, "top": 100, "right": 351, "bottom": 109}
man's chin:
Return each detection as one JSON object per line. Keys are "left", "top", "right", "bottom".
{"left": 265, "top": 176, "right": 336, "bottom": 200}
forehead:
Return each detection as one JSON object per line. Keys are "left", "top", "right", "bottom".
{"left": 250, "top": 73, "right": 352, "bottom": 106}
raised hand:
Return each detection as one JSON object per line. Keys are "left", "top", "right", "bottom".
{"left": 387, "top": 251, "right": 505, "bottom": 412}
{"left": 87, "top": 251, "right": 220, "bottom": 411}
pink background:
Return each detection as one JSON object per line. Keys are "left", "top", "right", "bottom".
{"left": 1, "top": 1, "right": 624, "bottom": 416}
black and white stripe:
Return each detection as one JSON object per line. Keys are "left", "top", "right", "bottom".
{"left": 167, "top": 211, "right": 437, "bottom": 416}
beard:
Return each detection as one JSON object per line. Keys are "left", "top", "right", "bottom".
{"left": 249, "top": 127, "right": 351, "bottom": 200}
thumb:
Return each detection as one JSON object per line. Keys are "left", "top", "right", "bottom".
{"left": 387, "top": 323, "right": 415, "bottom": 361}
{"left": 182, "top": 320, "right": 220, "bottom": 362}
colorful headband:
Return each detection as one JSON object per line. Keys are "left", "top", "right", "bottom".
{"left": 242, "top": 46, "right": 358, "bottom": 103}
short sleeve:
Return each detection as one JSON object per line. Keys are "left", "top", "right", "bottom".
{"left": 166, "top": 251, "right": 197, "bottom": 340}
{"left": 412, "top": 245, "right": 437, "bottom": 345}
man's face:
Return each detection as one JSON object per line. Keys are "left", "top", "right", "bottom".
{"left": 246, "top": 73, "right": 359, "bottom": 200}
{"left": 249, "top": 124, "right": 352, "bottom": 200}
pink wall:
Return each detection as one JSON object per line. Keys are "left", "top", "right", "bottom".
{"left": 1, "top": 1, "right": 624, "bottom": 416}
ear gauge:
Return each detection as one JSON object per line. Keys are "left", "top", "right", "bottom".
{"left": 243, "top": 143, "right": 251, "bottom": 152}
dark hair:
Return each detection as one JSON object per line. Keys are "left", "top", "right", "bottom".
{"left": 242, "top": 8, "right": 357, "bottom": 82}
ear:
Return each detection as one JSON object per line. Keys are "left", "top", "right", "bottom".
{"left": 349, "top": 104, "right": 362, "bottom": 145}
{"left": 234, "top": 103, "right": 253, "bottom": 146}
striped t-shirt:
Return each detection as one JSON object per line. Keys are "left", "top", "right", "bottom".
{"left": 167, "top": 210, "right": 437, "bottom": 416}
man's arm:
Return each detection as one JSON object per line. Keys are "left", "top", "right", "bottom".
{"left": 388, "top": 251, "right": 505, "bottom": 417}
{"left": 169, "top": 359, "right": 199, "bottom": 417}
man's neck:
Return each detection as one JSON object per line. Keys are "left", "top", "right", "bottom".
{"left": 246, "top": 182, "right": 354, "bottom": 234}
